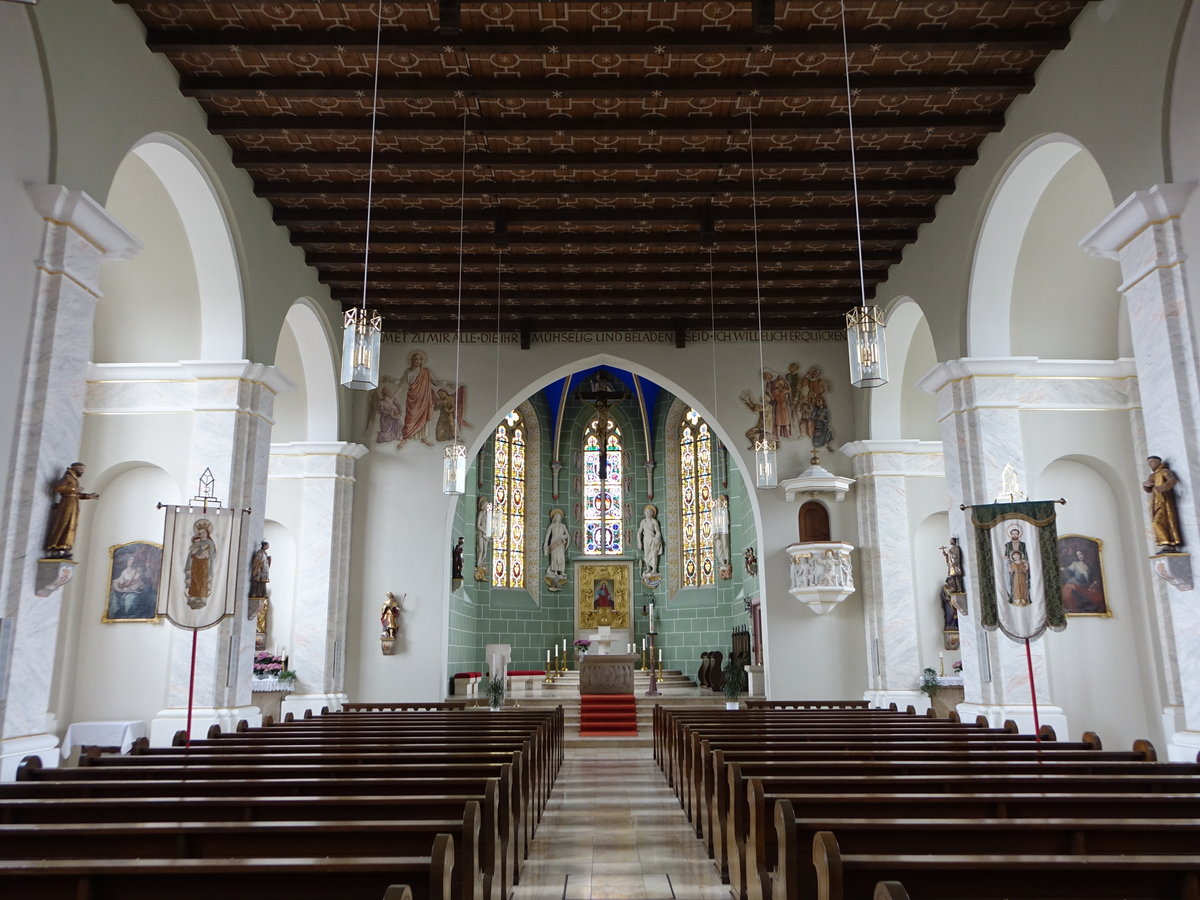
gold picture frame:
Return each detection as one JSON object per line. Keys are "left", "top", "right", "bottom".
{"left": 576, "top": 562, "right": 632, "bottom": 630}
{"left": 1057, "top": 533, "right": 1112, "bottom": 618}
{"left": 102, "top": 540, "right": 163, "bottom": 624}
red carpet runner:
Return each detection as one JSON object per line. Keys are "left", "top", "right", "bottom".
{"left": 579, "top": 694, "right": 638, "bottom": 736}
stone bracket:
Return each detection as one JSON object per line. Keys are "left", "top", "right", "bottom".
{"left": 1151, "top": 551, "right": 1193, "bottom": 591}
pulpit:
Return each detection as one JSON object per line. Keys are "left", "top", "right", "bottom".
{"left": 578, "top": 653, "right": 637, "bottom": 694}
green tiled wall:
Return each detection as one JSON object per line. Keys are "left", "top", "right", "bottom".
{"left": 445, "top": 378, "right": 754, "bottom": 688}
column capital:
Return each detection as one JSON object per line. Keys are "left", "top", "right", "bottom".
{"left": 26, "top": 184, "right": 141, "bottom": 262}
{"left": 270, "top": 441, "right": 369, "bottom": 461}
{"left": 840, "top": 440, "right": 944, "bottom": 479}
{"left": 1081, "top": 182, "right": 1196, "bottom": 260}
{"left": 180, "top": 360, "right": 296, "bottom": 397}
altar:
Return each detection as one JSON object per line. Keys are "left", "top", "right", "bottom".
{"left": 581, "top": 624, "right": 632, "bottom": 655}
{"left": 578, "top": 654, "right": 637, "bottom": 694}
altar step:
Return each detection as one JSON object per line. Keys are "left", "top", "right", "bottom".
{"left": 579, "top": 694, "right": 638, "bottom": 737}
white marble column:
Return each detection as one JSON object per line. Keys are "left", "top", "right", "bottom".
{"left": 0, "top": 187, "right": 140, "bottom": 779}
{"left": 1082, "top": 183, "right": 1200, "bottom": 760}
{"left": 267, "top": 441, "right": 368, "bottom": 719}
{"left": 842, "top": 440, "right": 944, "bottom": 711}
{"left": 918, "top": 358, "right": 1138, "bottom": 734}
{"left": 148, "top": 361, "right": 293, "bottom": 744}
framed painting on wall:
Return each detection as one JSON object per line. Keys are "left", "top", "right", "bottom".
{"left": 575, "top": 561, "right": 632, "bottom": 630}
{"left": 1056, "top": 534, "right": 1111, "bottom": 617}
{"left": 103, "top": 541, "right": 163, "bottom": 623}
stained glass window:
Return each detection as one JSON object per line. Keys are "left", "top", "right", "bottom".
{"left": 680, "top": 408, "right": 715, "bottom": 586}
{"left": 583, "top": 416, "right": 623, "bottom": 555}
{"left": 492, "top": 410, "right": 525, "bottom": 587}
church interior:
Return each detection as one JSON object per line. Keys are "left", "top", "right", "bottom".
{"left": 2, "top": 0, "right": 1200, "bottom": 896}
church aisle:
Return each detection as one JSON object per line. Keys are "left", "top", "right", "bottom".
{"left": 514, "top": 746, "right": 731, "bottom": 900}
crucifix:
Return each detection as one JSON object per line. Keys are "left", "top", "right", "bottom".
{"left": 577, "top": 368, "right": 630, "bottom": 481}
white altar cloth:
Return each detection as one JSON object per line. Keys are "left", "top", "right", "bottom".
{"left": 61, "top": 719, "right": 148, "bottom": 758}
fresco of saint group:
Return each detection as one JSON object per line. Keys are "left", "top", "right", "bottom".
{"left": 740, "top": 363, "right": 834, "bottom": 450}
{"left": 366, "top": 350, "right": 473, "bottom": 452}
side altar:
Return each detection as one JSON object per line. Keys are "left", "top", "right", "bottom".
{"left": 578, "top": 654, "right": 637, "bottom": 695}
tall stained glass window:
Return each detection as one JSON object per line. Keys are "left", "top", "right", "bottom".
{"left": 583, "top": 416, "right": 623, "bottom": 555}
{"left": 492, "top": 410, "right": 526, "bottom": 587}
{"left": 680, "top": 408, "right": 715, "bottom": 586}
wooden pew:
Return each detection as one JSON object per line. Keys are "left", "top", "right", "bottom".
{"left": 732, "top": 766, "right": 1200, "bottom": 900}
{"left": 6, "top": 764, "right": 510, "bottom": 900}
{"left": 0, "top": 813, "right": 482, "bottom": 900}
{"left": 808, "top": 830, "right": 1200, "bottom": 900}
{"left": 0, "top": 842, "right": 455, "bottom": 900}
{"left": 771, "top": 806, "right": 1200, "bottom": 900}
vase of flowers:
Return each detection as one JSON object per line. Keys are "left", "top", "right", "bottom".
{"left": 253, "top": 651, "right": 297, "bottom": 684}
{"left": 573, "top": 638, "right": 591, "bottom": 661}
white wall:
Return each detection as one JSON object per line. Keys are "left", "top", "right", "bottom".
{"left": 0, "top": 5, "right": 50, "bottom": 516}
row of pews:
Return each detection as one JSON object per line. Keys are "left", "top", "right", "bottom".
{"left": 0, "top": 702, "right": 563, "bottom": 900}
{"left": 654, "top": 702, "right": 1200, "bottom": 900}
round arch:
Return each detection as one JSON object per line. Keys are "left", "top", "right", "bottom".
{"left": 102, "top": 134, "right": 244, "bottom": 362}
{"left": 868, "top": 298, "right": 938, "bottom": 441}
{"left": 968, "top": 136, "right": 1120, "bottom": 358}
{"left": 273, "top": 299, "right": 340, "bottom": 443}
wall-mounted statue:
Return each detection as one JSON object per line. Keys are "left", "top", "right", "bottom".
{"left": 451, "top": 536, "right": 464, "bottom": 581}
{"left": 543, "top": 508, "right": 569, "bottom": 591}
{"left": 638, "top": 504, "right": 662, "bottom": 587}
{"left": 1144, "top": 456, "right": 1184, "bottom": 549}
{"left": 940, "top": 537, "right": 964, "bottom": 594}
{"left": 744, "top": 546, "right": 758, "bottom": 576}
{"left": 43, "top": 462, "right": 99, "bottom": 559}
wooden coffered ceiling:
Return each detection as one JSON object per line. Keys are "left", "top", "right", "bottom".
{"left": 116, "top": 0, "right": 1092, "bottom": 337}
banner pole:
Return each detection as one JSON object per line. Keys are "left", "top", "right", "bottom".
{"left": 1024, "top": 637, "right": 1041, "bottom": 743}
{"left": 186, "top": 628, "right": 198, "bottom": 748}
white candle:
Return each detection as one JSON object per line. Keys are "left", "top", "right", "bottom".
{"left": 546, "top": 650, "right": 550, "bottom": 664}
{"left": 658, "top": 648, "right": 663, "bottom": 662}
{"left": 563, "top": 639, "right": 567, "bottom": 651}
{"left": 642, "top": 637, "right": 647, "bottom": 651}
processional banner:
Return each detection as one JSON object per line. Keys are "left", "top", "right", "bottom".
{"left": 156, "top": 505, "right": 248, "bottom": 630}
{"left": 971, "top": 500, "right": 1066, "bottom": 642}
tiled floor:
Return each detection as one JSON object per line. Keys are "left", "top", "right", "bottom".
{"left": 515, "top": 746, "right": 731, "bottom": 900}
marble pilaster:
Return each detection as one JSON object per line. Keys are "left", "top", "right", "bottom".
{"left": 842, "top": 440, "right": 943, "bottom": 710}
{"left": 150, "top": 361, "right": 293, "bottom": 744}
{"left": 1082, "top": 183, "right": 1200, "bottom": 759}
{"left": 0, "top": 186, "right": 139, "bottom": 779}
{"left": 267, "top": 441, "right": 367, "bottom": 720}
{"left": 916, "top": 358, "right": 1139, "bottom": 735}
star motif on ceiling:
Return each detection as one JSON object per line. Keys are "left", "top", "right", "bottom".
{"left": 354, "top": 90, "right": 365, "bottom": 97}
{"left": 552, "top": 90, "right": 563, "bottom": 98}
{"left": 454, "top": 90, "right": 465, "bottom": 97}
{"left": 547, "top": 45, "right": 559, "bottom": 53}
{"left": 443, "top": 46, "right": 454, "bottom": 53}
{"left": 759, "top": 45, "right": 772, "bottom": 53}
{"left": 334, "top": 45, "right": 346, "bottom": 54}
{"left": 654, "top": 45, "right": 666, "bottom": 53}
{"left": 228, "top": 45, "right": 240, "bottom": 53}
{"left": 555, "top": 130, "right": 565, "bottom": 137}
{"left": 651, "top": 90, "right": 662, "bottom": 97}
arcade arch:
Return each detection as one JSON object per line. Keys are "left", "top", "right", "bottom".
{"left": 969, "top": 137, "right": 1122, "bottom": 360}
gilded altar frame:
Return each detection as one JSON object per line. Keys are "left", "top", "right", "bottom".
{"left": 575, "top": 561, "right": 632, "bottom": 629}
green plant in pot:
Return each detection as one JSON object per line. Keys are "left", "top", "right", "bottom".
{"left": 480, "top": 674, "right": 505, "bottom": 711}
{"left": 722, "top": 652, "right": 748, "bottom": 709}
{"left": 919, "top": 666, "right": 940, "bottom": 699}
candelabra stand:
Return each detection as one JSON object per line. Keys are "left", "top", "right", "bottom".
{"left": 640, "top": 648, "right": 648, "bottom": 672}
{"left": 645, "top": 630, "right": 661, "bottom": 696}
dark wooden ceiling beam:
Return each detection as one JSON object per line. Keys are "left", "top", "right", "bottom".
{"left": 233, "top": 148, "right": 977, "bottom": 169}
{"left": 210, "top": 113, "right": 1003, "bottom": 137}
{"left": 254, "top": 178, "right": 953, "bottom": 201}
{"left": 291, "top": 228, "right": 915, "bottom": 246}
{"left": 148, "top": 27, "right": 1069, "bottom": 55}
{"left": 321, "top": 272, "right": 873, "bottom": 290}
{"left": 376, "top": 312, "right": 850, "bottom": 332}
{"left": 331, "top": 285, "right": 865, "bottom": 303}
{"left": 304, "top": 248, "right": 900, "bottom": 265}
{"left": 182, "top": 73, "right": 1031, "bottom": 100}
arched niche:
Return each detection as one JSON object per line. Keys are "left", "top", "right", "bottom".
{"left": 258, "top": 520, "right": 296, "bottom": 659}
{"left": 272, "top": 300, "right": 339, "bottom": 443}
{"left": 797, "top": 500, "right": 830, "bottom": 543}
{"left": 968, "top": 137, "right": 1120, "bottom": 359}
{"left": 1033, "top": 456, "right": 1155, "bottom": 752}
{"left": 66, "top": 463, "right": 178, "bottom": 726}
{"left": 868, "top": 299, "right": 939, "bottom": 441}
{"left": 98, "top": 135, "right": 243, "bottom": 363}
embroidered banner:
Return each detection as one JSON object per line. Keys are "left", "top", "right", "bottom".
{"left": 971, "top": 500, "right": 1066, "bottom": 642}
{"left": 156, "top": 505, "right": 249, "bottom": 630}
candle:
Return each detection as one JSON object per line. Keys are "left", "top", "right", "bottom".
{"left": 642, "top": 637, "right": 647, "bottom": 651}
{"left": 546, "top": 650, "right": 551, "bottom": 664}
{"left": 658, "top": 648, "right": 663, "bottom": 662}
{"left": 563, "top": 638, "right": 567, "bottom": 651}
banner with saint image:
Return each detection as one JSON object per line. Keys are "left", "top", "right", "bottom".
{"left": 971, "top": 500, "right": 1066, "bottom": 642}
{"left": 156, "top": 505, "right": 248, "bottom": 630}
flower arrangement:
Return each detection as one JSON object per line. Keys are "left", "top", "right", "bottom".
{"left": 952, "top": 659, "right": 963, "bottom": 674}
{"left": 253, "top": 651, "right": 296, "bottom": 681}
{"left": 573, "top": 639, "right": 591, "bottom": 651}
{"left": 919, "top": 666, "right": 940, "bottom": 698}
